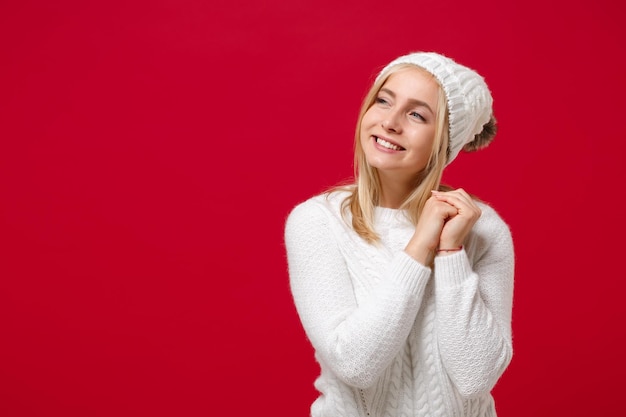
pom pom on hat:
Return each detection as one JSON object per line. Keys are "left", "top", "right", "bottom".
{"left": 376, "top": 52, "right": 495, "bottom": 165}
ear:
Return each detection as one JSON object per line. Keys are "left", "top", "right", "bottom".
{"left": 463, "top": 114, "right": 497, "bottom": 152}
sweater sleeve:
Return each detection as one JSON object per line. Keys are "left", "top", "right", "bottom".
{"left": 433, "top": 205, "right": 515, "bottom": 399}
{"left": 285, "top": 199, "right": 432, "bottom": 389}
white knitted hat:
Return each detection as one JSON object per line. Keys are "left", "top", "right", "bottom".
{"left": 376, "top": 52, "right": 493, "bottom": 164}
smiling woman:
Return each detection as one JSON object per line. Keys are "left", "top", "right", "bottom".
{"left": 360, "top": 66, "right": 440, "bottom": 199}
{"left": 284, "top": 52, "right": 513, "bottom": 417}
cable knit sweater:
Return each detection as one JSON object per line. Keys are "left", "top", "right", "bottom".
{"left": 284, "top": 190, "right": 514, "bottom": 417}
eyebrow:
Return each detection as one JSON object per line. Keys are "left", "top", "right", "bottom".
{"left": 379, "top": 87, "right": 435, "bottom": 115}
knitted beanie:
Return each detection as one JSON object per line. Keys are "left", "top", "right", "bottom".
{"left": 376, "top": 52, "right": 493, "bottom": 164}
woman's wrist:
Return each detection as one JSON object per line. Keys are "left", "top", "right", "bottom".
{"left": 404, "top": 241, "right": 435, "bottom": 265}
{"left": 436, "top": 245, "right": 463, "bottom": 256}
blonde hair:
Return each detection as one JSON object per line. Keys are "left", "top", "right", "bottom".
{"left": 337, "top": 64, "right": 450, "bottom": 243}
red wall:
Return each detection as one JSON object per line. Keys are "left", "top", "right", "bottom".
{"left": 1, "top": 1, "right": 624, "bottom": 415}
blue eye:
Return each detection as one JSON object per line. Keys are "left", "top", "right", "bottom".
{"left": 375, "top": 97, "right": 389, "bottom": 106}
{"left": 409, "top": 111, "right": 425, "bottom": 121}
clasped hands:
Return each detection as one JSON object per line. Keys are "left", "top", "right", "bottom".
{"left": 404, "top": 188, "right": 481, "bottom": 265}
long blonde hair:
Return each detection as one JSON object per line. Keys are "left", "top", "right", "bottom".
{"left": 338, "top": 64, "right": 450, "bottom": 243}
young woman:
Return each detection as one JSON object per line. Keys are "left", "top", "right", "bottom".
{"left": 284, "top": 52, "right": 514, "bottom": 417}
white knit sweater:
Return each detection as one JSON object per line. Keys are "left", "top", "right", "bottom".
{"left": 285, "top": 190, "right": 514, "bottom": 417}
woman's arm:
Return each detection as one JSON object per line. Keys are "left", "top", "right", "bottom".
{"left": 285, "top": 199, "right": 431, "bottom": 388}
{"left": 433, "top": 208, "right": 514, "bottom": 398}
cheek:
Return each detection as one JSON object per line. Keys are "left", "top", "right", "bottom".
{"left": 359, "top": 130, "right": 370, "bottom": 153}
{"left": 359, "top": 115, "right": 373, "bottom": 141}
{"left": 412, "top": 128, "right": 436, "bottom": 148}
{"left": 361, "top": 107, "right": 377, "bottom": 127}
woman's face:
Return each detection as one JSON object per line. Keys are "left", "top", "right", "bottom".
{"left": 360, "top": 67, "right": 440, "bottom": 180}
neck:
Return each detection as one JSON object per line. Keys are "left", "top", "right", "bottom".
{"left": 377, "top": 171, "right": 417, "bottom": 209}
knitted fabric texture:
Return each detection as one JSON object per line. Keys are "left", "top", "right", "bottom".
{"left": 285, "top": 191, "right": 514, "bottom": 417}
{"left": 377, "top": 52, "right": 493, "bottom": 164}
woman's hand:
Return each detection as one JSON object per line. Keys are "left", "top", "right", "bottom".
{"left": 404, "top": 188, "right": 481, "bottom": 264}
{"left": 431, "top": 189, "right": 481, "bottom": 250}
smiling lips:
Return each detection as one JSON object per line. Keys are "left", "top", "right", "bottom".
{"left": 375, "top": 136, "right": 405, "bottom": 151}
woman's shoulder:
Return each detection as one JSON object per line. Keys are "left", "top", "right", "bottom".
{"left": 473, "top": 199, "right": 513, "bottom": 241}
{"left": 475, "top": 199, "right": 508, "bottom": 223}
{"left": 284, "top": 189, "right": 355, "bottom": 246}
{"left": 288, "top": 188, "right": 351, "bottom": 217}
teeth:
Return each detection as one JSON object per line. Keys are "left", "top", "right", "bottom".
{"left": 376, "top": 137, "right": 403, "bottom": 150}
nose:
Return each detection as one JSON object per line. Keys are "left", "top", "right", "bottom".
{"left": 382, "top": 110, "right": 402, "bottom": 133}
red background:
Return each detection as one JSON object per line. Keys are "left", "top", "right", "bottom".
{"left": 1, "top": 1, "right": 624, "bottom": 415}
